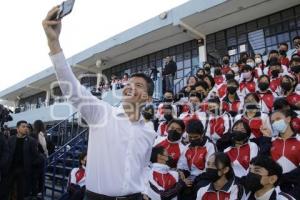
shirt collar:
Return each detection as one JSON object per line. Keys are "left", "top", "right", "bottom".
{"left": 207, "top": 177, "right": 235, "bottom": 193}
{"left": 114, "top": 104, "right": 145, "bottom": 124}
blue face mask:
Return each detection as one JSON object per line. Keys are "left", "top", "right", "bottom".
{"left": 272, "top": 119, "right": 287, "bottom": 133}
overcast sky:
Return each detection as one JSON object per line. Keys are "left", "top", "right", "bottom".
{"left": 0, "top": 0, "right": 188, "bottom": 92}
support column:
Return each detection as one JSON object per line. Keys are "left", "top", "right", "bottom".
{"left": 198, "top": 37, "right": 207, "bottom": 68}
{"left": 45, "top": 90, "right": 51, "bottom": 107}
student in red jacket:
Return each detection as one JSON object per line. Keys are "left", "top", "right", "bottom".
{"left": 260, "top": 109, "right": 300, "bottom": 199}
{"left": 256, "top": 75, "right": 274, "bottom": 114}
{"left": 195, "top": 152, "right": 245, "bottom": 200}
{"left": 224, "top": 120, "right": 258, "bottom": 178}
{"left": 221, "top": 79, "right": 241, "bottom": 117}
{"left": 155, "top": 119, "right": 186, "bottom": 168}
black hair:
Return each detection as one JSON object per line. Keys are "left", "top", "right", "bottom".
{"left": 33, "top": 120, "right": 46, "bottom": 134}
{"left": 242, "top": 65, "right": 252, "bottom": 71}
{"left": 279, "top": 42, "right": 288, "bottom": 48}
{"left": 17, "top": 120, "right": 27, "bottom": 128}
{"left": 79, "top": 151, "right": 87, "bottom": 167}
{"left": 150, "top": 146, "right": 165, "bottom": 163}
{"left": 167, "top": 119, "right": 185, "bottom": 132}
{"left": 186, "top": 119, "right": 204, "bottom": 135}
{"left": 293, "top": 36, "right": 300, "bottom": 41}
{"left": 271, "top": 109, "right": 292, "bottom": 118}
{"left": 189, "top": 92, "right": 203, "bottom": 102}
{"left": 244, "top": 93, "right": 260, "bottom": 103}
{"left": 232, "top": 119, "right": 251, "bottom": 137}
{"left": 130, "top": 73, "right": 154, "bottom": 96}
{"left": 203, "top": 75, "right": 215, "bottom": 88}
{"left": 164, "top": 90, "right": 174, "bottom": 95}
{"left": 273, "top": 98, "right": 290, "bottom": 111}
{"left": 187, "top": 76, "right": 198, "bottom": 85}
{"left": 208, "top": 97, "right": 220, "bottom": 105}
{"left": 258, "top": 75, "right": 270, "bottom": 83}
{"left": 269, "top": 50, "right": 279, "bottom": 55}
{"left": 227, "top": 79, "right": 239, "bottom": 87}
{"left": 214, "top": 152, "right": 234, "bottom": 180}
{"left": 250, "top": 155, "right": 282, "bottom": 186}
{"left": 194, "top": 81, "right": 209, "bottom": 90}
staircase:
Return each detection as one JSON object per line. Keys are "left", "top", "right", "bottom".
{"left": 43, "top": 113, "right": 88, "bottom": 200}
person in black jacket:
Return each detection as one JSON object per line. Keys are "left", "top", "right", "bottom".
{"left": 5, "top": 120, "right": 43, "bottom": 200}
{"left": 0, "top": 131, "right": 9, "bottom": 199}
{"left": 163, "top": 56, "right": 177, "bottom": 93}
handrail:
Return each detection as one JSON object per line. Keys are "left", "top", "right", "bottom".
{"left": 47, "top": 112, "right": 77, "bottom": 134}
{"left": 173, "top": 65, "right": 200, "bottom": 94}
{"left": 47, "top": 128, "right": 88, "bottom": 164}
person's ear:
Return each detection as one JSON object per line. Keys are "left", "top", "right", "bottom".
{"left": 268, "top": 175, "right": 278, "bottom": 185}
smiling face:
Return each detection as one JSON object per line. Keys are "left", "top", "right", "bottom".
{"left": 122, "top": 77, "right": 149, "bottom": 105}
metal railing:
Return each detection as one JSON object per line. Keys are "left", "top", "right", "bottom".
{"left": 43, "top": 128, "right": 88, "bottom": 200}
{"left": 173, "top": 66, "right": 200, "bottom": 94}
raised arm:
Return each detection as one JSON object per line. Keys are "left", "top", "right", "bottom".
{"left": 42, "top": 6, "right": 111, "bottom": 125}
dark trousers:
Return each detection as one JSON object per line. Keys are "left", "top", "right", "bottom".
{"left": 8, "top": 168, "right": 26, "bottom": 200}
{"left": 85, "top": 190, "right": 142, "bottom": 200}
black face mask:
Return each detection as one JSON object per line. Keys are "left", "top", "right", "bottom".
{"left": 231, "top": 131, "right": 248, "bottom": 143}
{"left": 142, "top": 112, "right": 153, "bottom": 120}
{"left": 204, "top": 67, "right": 211, "bottom": 72}
{"left": 167, "top": 130, "right": 182, "bottom": 142}
{"left": 244, "top": 172, "right": 264, "bottom": 192}
{"left": 164, "top": 114, "right": 173, "bottom": 122}
{"left": 225, "top": 74, "right": 235, "bottom": 81}
{"left": 223, "top": 60, "right": 229, "bottom": 65}
{"left": 214, "top": 69, "right": 222, "bottom": 76}
{"left": 166, "top": 156, "right": 176, "bottom": 168}
{"left": 271, "top": 69, "right": 280, "bottom": 78}
{"left": 291, "top": 65, "right": 300, "bottom": 74}
{"left": 209, "top": 108, "right": 220, "bottom": 115}
{"left": 281, "top": 82, "right": 292, "bottom": 91}
{"left": 197, "top": 74, "right": 205, "bottom": 80}
{"left": 164, "top": 98, "right": 173, "bottom": 103}
{"left": 245, "top": 104, "right": 259, "bottom": 110}
{"left": 205, "top": 168, "right": 220, "bottom": 182}
{"left": 189, "top": 137, "right": 203, "bottom": 147}
{"left": 279, "top": 50, "right": 287, "bottom": 57}
{"left": 258, "top": 82, "right": 269, "bottom": 91}
{"left": 227, "top": 86, "right": 238, "bottom": 94}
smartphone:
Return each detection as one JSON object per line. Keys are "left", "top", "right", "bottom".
{"left": 56, "top": 0, "right": 75, "bottom": 20}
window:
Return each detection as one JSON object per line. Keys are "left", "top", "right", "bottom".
{"left": 176, "top": 70, "right": 183, "bottom": 79}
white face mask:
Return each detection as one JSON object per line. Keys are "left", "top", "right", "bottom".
{"left": 242, "top": 71, "right": 252, "bottom": 79}
{"left": 255, "top": 58, "right": 262, "bottom": 64}
{"left": 272, "top": 119, "right": 288, "bottom": 133}
{"left": 247, "top": 62, "right": 255, "bottom": 68}
{"left": 231, "top": 66, "right": 239, "bottom": 73}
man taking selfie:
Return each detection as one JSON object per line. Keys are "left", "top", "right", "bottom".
{"left": 42, "top": 6, "right": 156, "bottom": 200}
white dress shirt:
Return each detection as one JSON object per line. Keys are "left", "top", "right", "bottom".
{"left": 50, "top": 52, "right": 157, "bottom": 196}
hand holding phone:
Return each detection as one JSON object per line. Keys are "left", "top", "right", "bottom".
{"left": 51, "top": 0, "right": 75, "bottom": 20}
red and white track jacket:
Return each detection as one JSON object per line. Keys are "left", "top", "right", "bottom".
{"left": 224, "top": 142, "right": 258, "bottom": 178}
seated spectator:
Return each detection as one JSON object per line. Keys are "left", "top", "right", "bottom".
{"left": 260, "top": 109, "right": 300, "bottom": 198}
{"left": 157, "top": 104, "right": 176, "bottom": 136}
{"left": 238, "top": 64, "right": 256, "bottom": 98}
{"left": 144, "top": 146, "right": 186, "bottom": 200}
{"left": 221, "top": 55, "right": 231, "bottom": 74}
{"left": 287, "top": 36, "right": 300, "bottom": 58}
{"left": 203, "top": 62, "right": 212, "bottom": 76}
{"left": 224, "top": 120, "right": 258, "bottom": 178}
{"left": 256, "top": 75, "right": 274, "bottom": 114}
{"left": 142, "top": 105, "right": 155, "bottom": 131}
{"left": 67, "top": 152, "right": 87, "bottom": 200}
{"left": 121, "top": 73, "right": 129, "bottom": 88}
{"left": 264, "top": 51, "right": 289, "bottom": 76}
{"left": 205, "top": 98, "right": 232, "bottom": 143}
{"left": 157, "top": 90, "right": 177, "bottom": 120}
{"left": 221, "top": 79, "right": 241, "bottom": 117}
{"left": 254, "top": 53, "right": 265, "bottom": 78}
{"left": 178, "top": 119, "right": 215, "bottom": 179}
{"left": 243, "top": 155, "right": 296, "bottom": 200}
{"left": 195, "top": 68, "right": 206, "bottom": 81}
{"left": 278, "top": 42, "right": 290, "bottom": 67}
{"left": 195, "top": 152, "right": 245, "bottom": 199}
{"left": 280, "top": 75, "right": 296, "bottom": 98}
{"left": 203, "top": 75, "right": 216, "bottom": 100}
{"left": 154, "top": 119, "right": 186, "bottom": 168}
{"left": 290, "top": 54, "right": 300, "bottom": 86}
{"left": 230, "top": 62, "right": 240, "bottom": 81}
{"left": 235, "top": 93, "right": 271, "bottom": 140}
{"left": 213, "top": 64, "right": 225, "bottom": 87}
{"left": 176, "top": 76, "right": 197, "bottom": 101}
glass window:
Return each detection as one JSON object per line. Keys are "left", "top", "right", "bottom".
{"left": 282, "top": 8, "right": 294, "bottom": 19}
{"left": 269, "top": 13, "right": 281, "bottom": 24}
{"left": 254, "top": 48, "right": 267, "bottom": 56}
{"left": 238, "top": 34, "right": 247, "bottom": 44}
{"left": 207, "top": 42, "right": 215, "bottom": 53}
{"left": 239, "top": 44, "right": 247, "bottom": 53}
{"left": 227, "top": 27, "right": 236, "bottom": 38}
{"left": 176, "top": 45, "right": 183, "bottom": 53}
{"left": 156, "top": 51, "right": 163, "bottom": 60}
{"left": 277, "top": 32, "right": 290, "bottom": 43}
{"left": 257, "top": 17, "right": 269, "bottom": 28}
{"left": 227, "top": 37, "right": 237, "bottom": 46}
{"left": 266, "top": 36, "right": 277, "bottom": 46}
{"left": 247, "top": 21, "right": 257, "bottom": 32}
{"left": 192, "top": 57, "right": 199, "bottom": 67}
{"left": 206, "top": 34, "right": 215, "bottom": 43}
{"left": 248, "top": 29, "right": 266, "bottom": 50}
{"left": 163, "top": 49, "right": 169, "bottom": 58}
{"left": 176, "top": 70, "right": 183, "bottom": 79}
{"left": 184, "top": 67, "right": 191, "bottom": 77}
{"left": 169, "top": 46, "right": 176, "bottom": 55}
{"left": 228, "top": 48, "right": 237, "bottom": 56}
{"left": 236, "top": 24, "right": 246, "bottom": 34}
{"left": 289, "top": 19, "right": 296, "bottom": 30}
{"left": 295, "top": 5, "right": 300, "bottom": 16}
{"left": 184, "top": 41, "right": 191, "bottom": 51}
{"left": 267, "top": 45, "right": 277, "bottom": 52}
{"left": 216, "top": 31, "right": 225, "bottom": 41}
{"left": 184, "top": 52, "right": 191, "bottom": 68}
{"left": 216, "top": 40, "right": 226, "bottom": 50}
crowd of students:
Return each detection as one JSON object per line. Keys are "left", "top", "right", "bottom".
{"left": 141, "top": 36, "right": 300, "bottom": 200}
